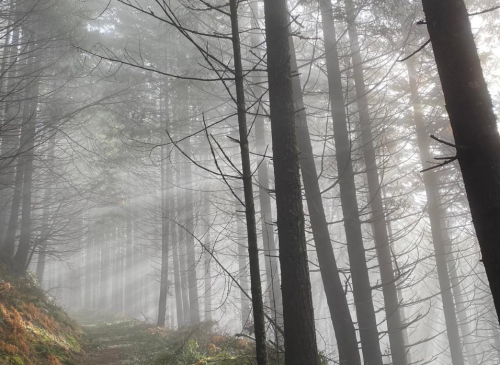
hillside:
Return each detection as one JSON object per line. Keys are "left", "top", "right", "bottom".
{"left": 0, "top": 267, "right": 277, "bottom": 365}
{"left": 0, "top": 265, "right": 82, "bottom": 365}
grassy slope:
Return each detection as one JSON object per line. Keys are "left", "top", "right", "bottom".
{"left": 0, "top": 265, "right": 82, "bottom": 365}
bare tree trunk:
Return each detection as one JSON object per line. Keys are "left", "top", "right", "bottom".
{"left": 158, "top": 144, "right": 170, "bottom": 326}
{"left": 92, "top": 226, "right": 101, "bottom": 309}
{"left": 249, "top": 3, "right": 283, "bottom": 342}
{"left": 228, "top": 4, "right": 269, "bottom": 362}
{"left": 184, "top": 142, "right": 200, "bottom": 324}
{"left": 203, "top": 190, "right": 212, "bottom": 322}
{"left": 303, "top": 1, "right": 382, "bottom": 363}
{"left": 112, "top": 228, "right": 119, "bottom": 310}
{"left": 125, "top": 207, "right": 134, "bottom": 317}
{"left": 133, "top": 220, "right": 142, "bottom": 317}
{"left": 85, "top": 223, "right": 93, "bottom": 309}
{"left": 444, "top": 233, "right": 478, "bottom": 365}
{"left": 100, "top": 231, "right": 110, "bottom": 310}
{"left": 35, "top": 133, "right": 56, "bottom": 283}
{"left": 13, "top": 80, "right": 39, "bottom": 274}
{"left": 236, "top": 207, "right": 251, "bottom": 328}
{"left": 384, "top": 189, "right": 412, "bottom": 364}
{"left": 118, "top": 226, "right": 125, "bottom": 314}
{"left": 177, "top": 150, "right": 190, "bottom": 324}
{"left": 262, "top": 0, "right": 319, "bottom": 363}
{"left": 288, "top": 2, "right": 361, "bottom": 363}
{"left": 158, "top": 85, "right": 170, "bottom": 326}
{"left": 0, "top": 21, "right": 21, "bottom": 247}
{"left": 2, "top": 157, "right": 23, "bottom": 257}
{"left": 405, "top": 58, "right": 465, "bottom": 365}
{"left": 420, "top": 0, "right": 500, "bottom": 324}
{"left": 171, "top": 206, "right": 184, "bottom": 327}
{"left": 343, "top": 1, "right": 407, "bottom": 363}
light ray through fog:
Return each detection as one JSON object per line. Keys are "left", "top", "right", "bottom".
{"left": 0, "top": 0, "right": 499, "bottom": 364}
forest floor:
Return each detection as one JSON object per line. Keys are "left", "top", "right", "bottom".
{"left": 69, "top": 313, "right": 261, "bottom": 365}
{"left": 74, "top": 321, "right": 144, "bottom": 365}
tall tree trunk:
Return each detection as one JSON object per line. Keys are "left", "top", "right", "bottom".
{"left": 2, "top": 42, "right": 36, "bottom": 259}
{"left": 177, "top": 150, "right": 190, "bottom": 324}
{"left": 184, "top": 142, "right": 200, "bottom": 324}
{"left": 444, "top": 233, "right": 478, "bottom": 365}
{"left": 1, "top": 156, "right": 23, "bottom": 257}
{"left": 420, "top": 0, "right": 500, "bottom": 323}
{"left": 405, "top": 58, "right": 465, "bottom": 365}
{"left": 229, "top": 3, "right": 269, "bottom": 362}
{"left": 203, "top": 187, "right": 212, "bottom": 322}
{"left": 13, "top": 80, "right": 39, "bottom": 274}
{"left": 158, "top": 142, "right": 170, "bottom": 327}
{"left": 125, "top": 207, "right": 134, "bottom": 317}
{"left": 35, "top": 189, "right": 50, "bottom": 283}
{"left": 171, "top": 206, "right": 184, "bottom": 327}
{"left": 249, "top": 3, "right": 283, "bottom": 341}
{"left": 133, "top": 219, "right": 142, "bottom": 317}
{"left": 289, "top": 2, "right": 362, "bottom": 363}
{"left": 343, "top": 0, "right": 408, "bottom": 363}
{"left": 236, "top": 208, "right": 251, "bottom": 327}
{"left": 158, "top": 82, "right": 170, "bottom": 326}
{"left": 35, "top": 134, "right": 56, "bottom": 283}
{"left": 85, "top": 223, "right": 93, "bottom": 309}
{"left": 0, "top": 21, "right": 21, "bottom": 247}
{"left": 262, "top": 0, "right": 319, "bottom": 363}
{"left": 384, "top": 189, "right": 412, "bottom": 364}
{"left": 306, "top": 0, "right": 382, "bottom": 363}
{"left": 92, "top": 226, "right": 100, "bottom": 309}
{"left": 100, "top": 230, "right": 110, "bottom": 310}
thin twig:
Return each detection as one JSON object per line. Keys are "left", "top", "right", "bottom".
{"left": 398, "top": 39, "right": 431, "bottom": 62}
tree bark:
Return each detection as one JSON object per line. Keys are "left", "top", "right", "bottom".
{"left": 343, "top": 1, "right": 408, "bottom": 363}
{"left": 1, "top": 157, "right": 23, "bottom": 257}
{"left": 157, "top": 86, "right": 170, "bottom": 327}
{"left": 35, "top": 133, "right": 56, "bottom": 283}
{"left": 85, "top": 223, "right": 93, "bottom": 309}
{"left": 444, "top": 234, "right": 478, "bottom": 365}
{"left": 301, "top": 1, "right": 382, "bottom": 363}
{"left": 262, "top": 0, "right": 319, "bottom": 363}
{"left": 176, "top": 150, "right": 190, "bottom": 324}
{"left": 0, "top": 19, "right": 21, "bottom": 247}
{"left": 405, "top": 58, "right": 465, "bottom": 365}
{"left": 288, "top": 2, "right": 364, "bottom": 363}
{"left": 184, "top": 142, "right": 200, "bottom": 324}
{"left": 125, "top": 207, "right": 134, "bottom": 317}
{"left": 249, "top": 3, "right": 283, "bottom": 342}
{"left": 229, "top": 3, "right": 269, "bottom": 362}
{"left": 13, "top": 79, "right": 39, "bottom": 274}
{"left": 100, "top": 230, "right": 110, "bottom": 310}
{"left": 420, "top": 0, "right": 500, "bottom": 324}
{"left": 171, "top": 210, "right": 185, "bottom": 327}
{"left": 203, "top": 190, "right": 212, "bottom": 322}
{"left": 236, "top": 208, "right": 251, "bottom": 328}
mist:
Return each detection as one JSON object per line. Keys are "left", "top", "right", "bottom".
{"left": 0, "top": 0, "right": 499, "bottom": 364}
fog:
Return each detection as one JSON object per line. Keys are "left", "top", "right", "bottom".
{"left": 1, "top": 0, "right": 499, "bottom": 364}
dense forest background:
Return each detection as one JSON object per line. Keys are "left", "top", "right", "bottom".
{"left": 0, "top": 0, "right": 499, "bottom": 364}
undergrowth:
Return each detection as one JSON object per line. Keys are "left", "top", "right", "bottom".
{"left": 0, "top": 265, "right": 82, "bottom": 365}
{"left": 72, "top": 311, "right": 285, "bottom": 365}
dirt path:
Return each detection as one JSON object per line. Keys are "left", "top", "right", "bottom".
{"left": 75, "top": 346, "right": 124, "bottom": 365}
{"left": 74, "top": 324, "right": 137, "bottom": 365}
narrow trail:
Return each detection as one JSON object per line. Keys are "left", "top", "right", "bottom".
{"left": 73, "top": 321, "right": 144, "bottom": 365}
{"left": 68, "top": 316, "right": 260, "bottom": 365}
{"left": 75, "top": 344, "right": 127, "bottom": 365}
